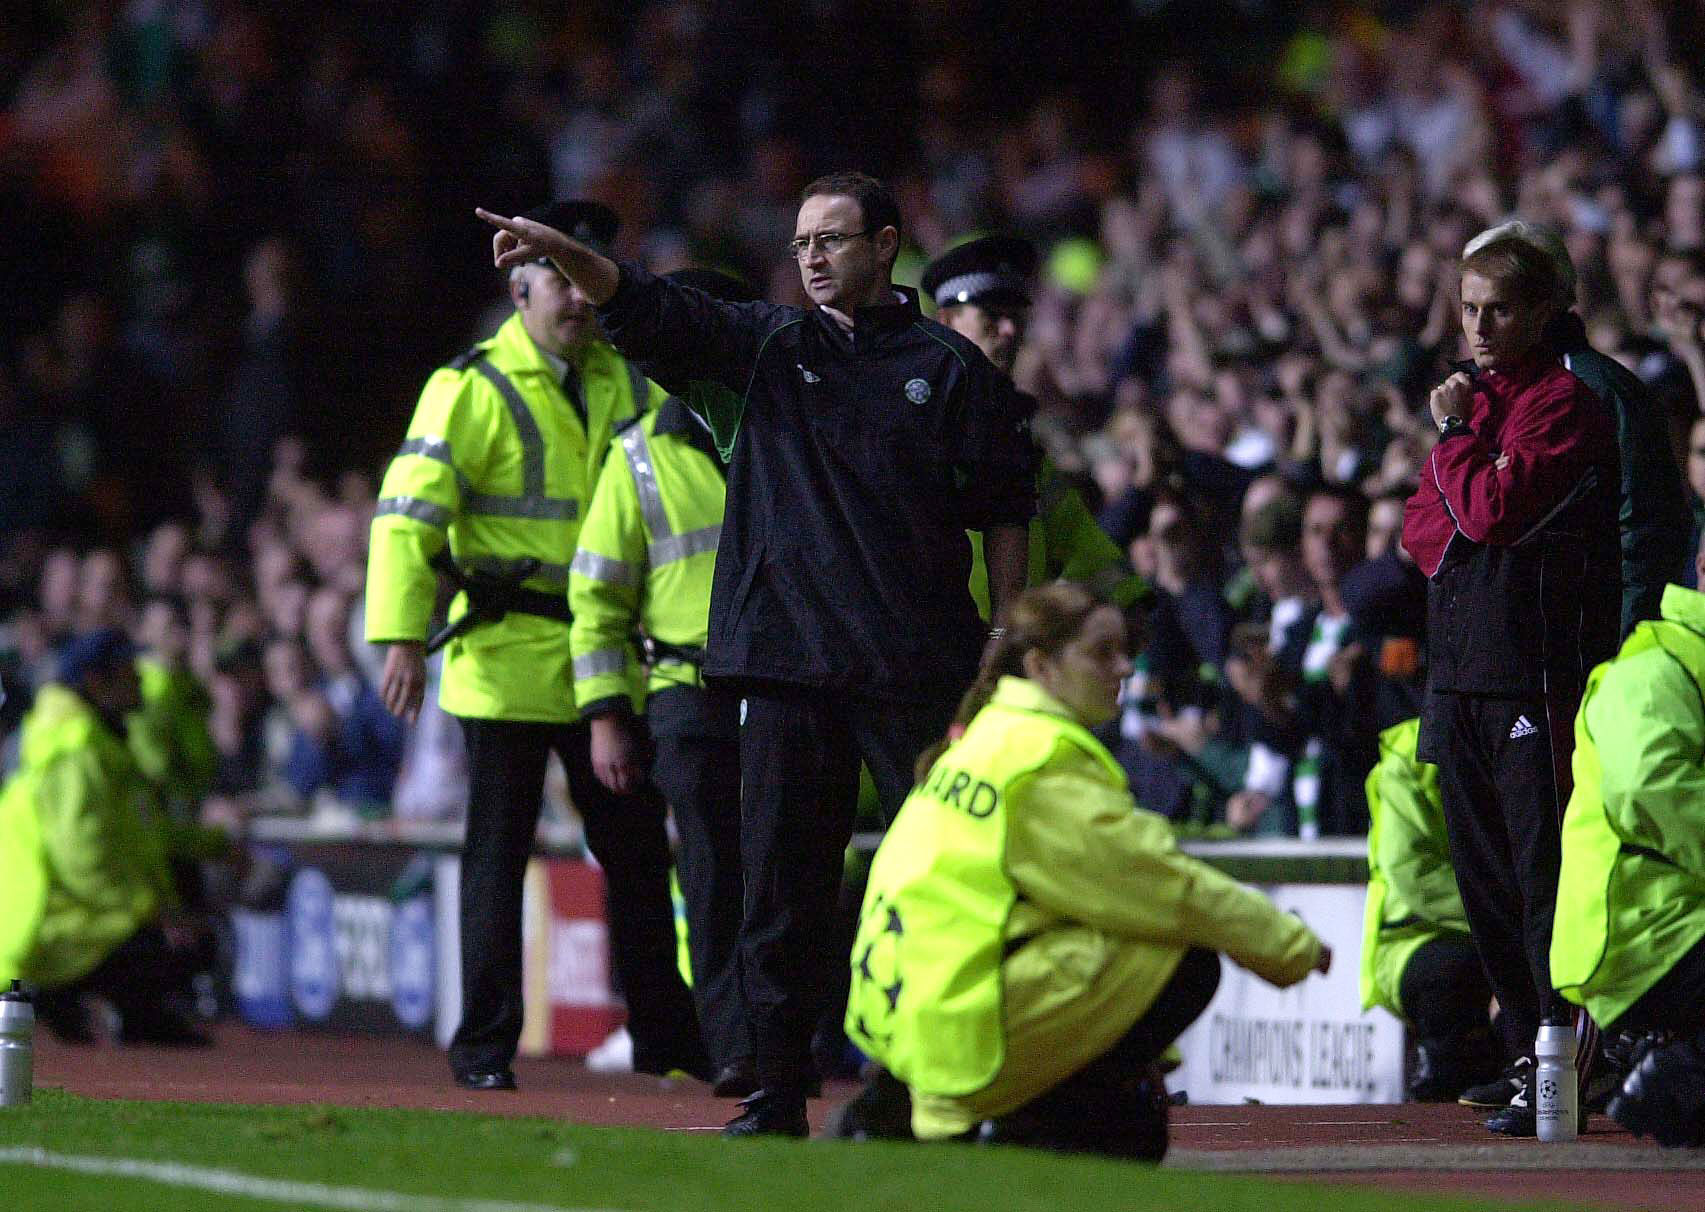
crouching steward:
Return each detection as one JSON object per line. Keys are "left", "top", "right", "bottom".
{"left": 1360, "top": 717, "right": 1501, "bottom": 1102}
{"left": 0, "top": 630, "right": 215, "bottom": 1044}
{"left": 1553, "top": 581, "right": 1705, "bottom": 1147}
{"left": 838, "top": 583, "right": 1329, "bottom": 1159}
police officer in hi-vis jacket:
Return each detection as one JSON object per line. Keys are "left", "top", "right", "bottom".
{"left": 366, "top": 201, "right": 707, "bottom": 1092}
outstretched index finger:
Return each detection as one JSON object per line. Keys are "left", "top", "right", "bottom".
{"left": 474, "top": 207, "right": 524, "bottom": 234}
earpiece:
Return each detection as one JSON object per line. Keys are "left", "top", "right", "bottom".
{"left": 517, "top": 280, "right": 531, "bottom": 303}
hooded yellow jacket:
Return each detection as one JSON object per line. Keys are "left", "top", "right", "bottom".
{"left": 0, "top": 684, "right": 175, "bottom": 987}
{"left": 848, "top": 676, "right": 1322, "bottom": 1138}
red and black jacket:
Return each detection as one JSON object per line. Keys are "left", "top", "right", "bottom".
{"left": 1402, "top": 357, "right": 1621, "bottom": 698}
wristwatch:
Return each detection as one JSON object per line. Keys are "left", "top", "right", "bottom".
{"left": 1438, "top": 414, "right": 1469, "bottom": 438}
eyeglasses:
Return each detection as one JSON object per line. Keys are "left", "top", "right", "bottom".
{"left": 788, "top": 230, "right": 871, "bottom": 260}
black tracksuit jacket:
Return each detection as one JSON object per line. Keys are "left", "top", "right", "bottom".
{"left": 597, "top": 263, "right": 1036, "bottom": 704}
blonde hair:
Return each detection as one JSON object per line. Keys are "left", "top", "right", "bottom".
{"left": 1463, "top": 219, "right": 1576, "bottom": 309}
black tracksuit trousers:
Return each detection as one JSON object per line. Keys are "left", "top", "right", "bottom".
{"left": 735, "top": 684, "right": 955, "bottom": 1101}
{"left": 449, "top": 716, "right": 707, "bottom": 1080}
{"left": 1429, "top": 691, "right": 1573, "bottom": 1055}
{"left": 647, "top": 686, "right": 751, "bottom": 1076}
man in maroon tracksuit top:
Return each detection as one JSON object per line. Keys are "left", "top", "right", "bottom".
{"left": 1403, "top": 235, "right": 1620, "bottom": 1136}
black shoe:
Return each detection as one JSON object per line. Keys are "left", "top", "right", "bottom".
{"left": 722, "top": 1089, "right": 809, "bottom": 1138}
{"left": 454, "top": 1068, "right": 517, "bottom": 1091}
{"left": 1586, "top": 1031, "right": 1662, "bottom": 1113}
{"left": 823, "top": 1068, "right": 913, "bottom": 1141}
{"left": 118, "top": 1004, "right": 211, "bottom": 1047}
{"left": 979, "top": 1071, "right": 1169, "bottom": 1162}
{"left": 33, "top": 988, "right": 96, "bottom": 1044}
{"left": 712, "top": 1064, "right": 760, "bottom": 1099}
{"left": 1410, "top": 1031, "right": 1499, "bottom": 1103}
{"left": 1608, "top": 1040, "right": 1705, "bottom": 1148}
{"left": 1461, "top": 1056, "right": 1531, "bottom": 1109}
{"left": 1485, "top": 1069, "right": 1535, "bottom": 1137}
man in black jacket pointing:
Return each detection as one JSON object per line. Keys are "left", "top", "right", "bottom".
{"left": 479, "top": 173, "right": 1035, "bottom": 1137}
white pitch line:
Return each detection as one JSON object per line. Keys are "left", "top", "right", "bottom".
{"left": 1296, "top": 1120, "right": 1397, "bottom": 1126}
{"left": 0, "top": 1147, "right": 619, "bottom": 1212}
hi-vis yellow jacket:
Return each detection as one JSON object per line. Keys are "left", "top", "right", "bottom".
{"left": 0, "top": 685, "right": 176, "bottom": 987}
{"left": 365, "top": 313, "right": 663, "bottom": 722}
{"left": 968, "top": 459, "right": 1148, "bottom": 620}
{"left": 569, "top": 397, "right": 725, "bottom": 715}
{"left": 1359, "top": 717, "right": 1469, "bottom": 1018}
{"left": 848, "top": 676, "right": 1321, "bottom": 1107}
{"left": 1553, "top": 583, "right": 1705, "bottom": 1027}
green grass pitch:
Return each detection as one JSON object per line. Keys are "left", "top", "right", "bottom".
{"left": 0, "top": 1090, "right": 1580, "bottom": 1211}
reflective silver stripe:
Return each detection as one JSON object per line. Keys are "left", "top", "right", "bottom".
{"left": 619, "top": 424, "right": 674, "bottom": 540}
{"left": 375, "top": 496, "right": 451, "bottom": 528}
{"left": 573, "top": 649, "right": 626, "bottom": 680}
{"left": 650, "top": 524, "right": 720, "bottom": 567}
{"left": 470, "top": 358, "right": 545, "bottom": 497}
{"left": 395, "top": 436, "right": 472, "bottom": 495}
{"left": 465, "top": 357, "right": 580, "bottom": 523}
{"left": 463, "top": 491, "right": 578, "bottom": 521}
{"left": 570, "top": 549, "right": 638, "bottom": 587}
{"left": 461, "top": 556, "right": 571, "bottom": 587}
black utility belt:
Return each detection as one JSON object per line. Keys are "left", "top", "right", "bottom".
{"left": 425, "top": 552, "right": 572, "bottom": 654}
{"left": 641, "top": 635, "right": 706, "bottom": 666}
{"left": 477, "top": 586, "right": 572, "bottom": 624}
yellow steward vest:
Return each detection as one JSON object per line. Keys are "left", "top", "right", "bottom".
{"left": 847, "top": 684, "right": 1125, "bottom": 1097}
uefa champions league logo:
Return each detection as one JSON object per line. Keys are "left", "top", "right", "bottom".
{"left": 286, "top": 869, "right": 338, "bottom": 1021}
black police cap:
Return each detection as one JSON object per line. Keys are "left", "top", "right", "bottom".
{"left": 920, "top": 235, "right": 1038, "bottom": 311}
{"left": 665, "top": 267, "right": 760, "bottom": 304}
{"left": 520, "top": 200, "right": 619, "bottom": 257}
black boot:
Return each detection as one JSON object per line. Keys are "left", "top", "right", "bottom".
{"left": 1410, "top": 1027, "right": 1499, "bottom": 1103}
{"left": 1608, "top": 1038, "right": 1705, "bottom": 1148}
{"left": 823, "top": 1067, "right": 913, "bottom": 1141}
{"left": 979, "top": 1068, "right": 1169, "bottom": 1162}
{"left": 1584, "top": 1031, "right": 1663, "bottom": 1113}
{"left": 722, "top": 1089, "right": 809, "bottom": 1139}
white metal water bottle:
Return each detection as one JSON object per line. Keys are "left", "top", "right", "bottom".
{"left": 0, "top": 980, "right": 33, "bottom": 1108}
{"left": 1535, "top": 1020, "right": 1578, "bottom": 1142}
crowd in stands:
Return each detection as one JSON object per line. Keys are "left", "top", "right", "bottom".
{"left": 6, "top": 0, "right": 1705, "bottom": 839}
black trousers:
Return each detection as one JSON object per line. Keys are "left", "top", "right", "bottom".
{"left": 1399, "top": 933, "right": 1495, "bottom": 1047}
{"left": 735, "top": 684, "right": 955, "bottom": 1098}
{"left": 1427, "top": 691, "right": 1573, "bottom": 1053}
{"left": 648, "top": 686, "right": 750, "bottom": 1074}
{"left": 64, "top": 922, "right": 213, "bottom": 1024}
{"left": 1610, "top": 935, "right": 1705, "bottom": 1039}
{"left": 449, "top": 716, "right": 706, "bottom": 1078}
{"left": 1020, "top": 947, "right": 1222, "bottom": 1118}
